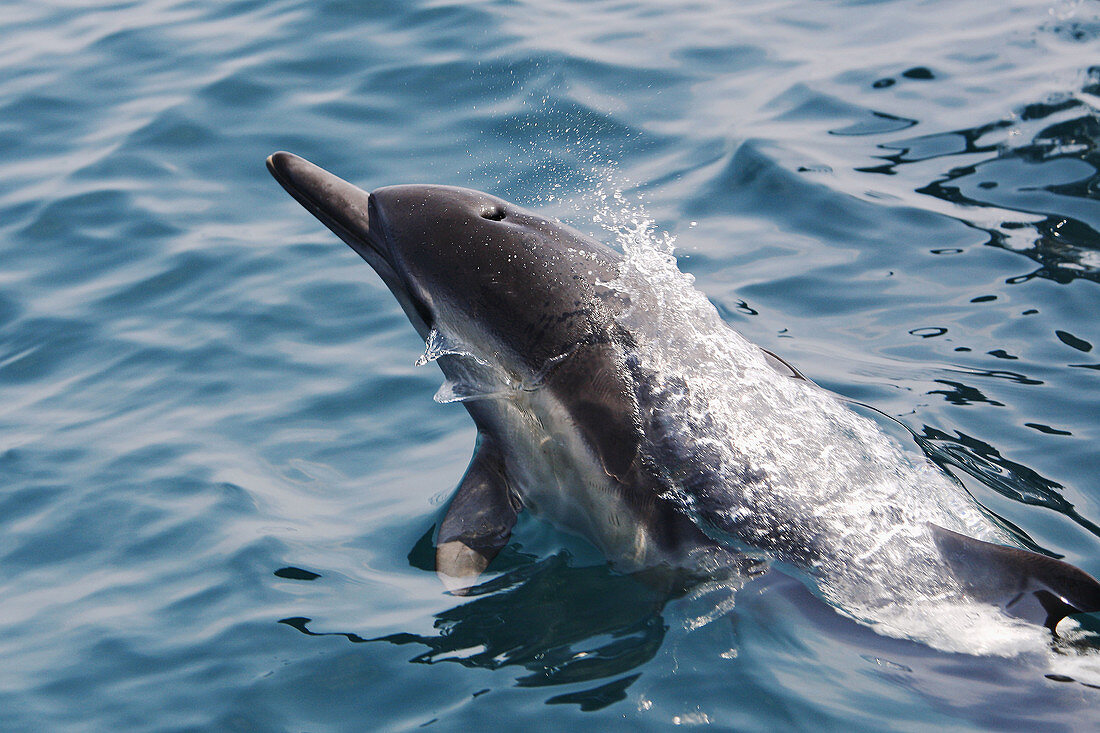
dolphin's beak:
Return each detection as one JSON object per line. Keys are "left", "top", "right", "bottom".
{"left": 266, "top": 151, "right": 386, "bottom": 266}
{"left": 267, "top": 151, "right": 432, "bottom": 337}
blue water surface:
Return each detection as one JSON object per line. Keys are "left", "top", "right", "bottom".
{"left": 2, "top": 0, "right": 1100, "bottom": 729}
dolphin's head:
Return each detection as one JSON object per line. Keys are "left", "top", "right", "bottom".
{"left": 266, "top": 152, "right": 621, "bottom": 374}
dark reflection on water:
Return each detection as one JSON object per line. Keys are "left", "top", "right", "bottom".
{"left": 926, "top": 364, "right": 1045, "bottom": 407}
{"left": 859, "top": 71, "right": 1100, "bottom": 285}
{"left": 829, "top": 110, "right": 917, "bottom": 137}
{"left": 916, "top": 426, "right": 1100, "bottom": 542}
{"left": 279, "top": 530, "right": 680, "bottom": 711}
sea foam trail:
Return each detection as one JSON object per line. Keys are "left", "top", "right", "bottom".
{"left": 593, "top": 191, "right": 1054, "bottom": 656}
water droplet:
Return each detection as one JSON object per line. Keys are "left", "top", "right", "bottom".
{"left": 416, "top": 329, "right": 451, "bottom": 366}
{"left": 433, "top": 378, "right": 506, "bottom": 404}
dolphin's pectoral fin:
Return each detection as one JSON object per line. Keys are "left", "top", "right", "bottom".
{"left": 931, "top": 524, "right": 1100, "bottom": 633}
{"left": 545, "top": 342, "right": 641, "bottom": 481}
{"left": 436, "top": 435, "right": 520, "bottom": 594}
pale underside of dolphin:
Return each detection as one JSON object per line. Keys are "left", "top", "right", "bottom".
{"left": 267, "top": 150, "right": 1100, "bottom": 638}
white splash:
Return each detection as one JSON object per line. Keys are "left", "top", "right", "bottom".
{"left": 417, "top": 326, "right": 581, "bottom": 405}
{"left": 416, "top": 328, "right": 489, "bottom": 368}
{"left": 432, "top": 377, "right": 508, "bottom": 405}
{"left": 415, "top": 328, "right": 504, "bottom": 403}
{"left": 586, "top": 186, "right": 1072, "bottom": 657}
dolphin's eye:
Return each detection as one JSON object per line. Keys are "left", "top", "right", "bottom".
{"left": 480, "top": 206, "right": 505, "bottom": 221}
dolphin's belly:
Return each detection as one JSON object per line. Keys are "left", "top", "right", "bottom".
{"left": 485, "top": 391, "right": 668, "bottom": 570}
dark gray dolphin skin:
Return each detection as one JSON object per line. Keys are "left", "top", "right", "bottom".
{"left": 266, "top": 151, "right": 713, "bottom": 591}
{"left": 266, "top": 151, "right": 1100, "bottom": 633}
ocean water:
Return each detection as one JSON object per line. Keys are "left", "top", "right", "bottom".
{"left": 2, "top": 0, "right": 1100, "bottom": 729}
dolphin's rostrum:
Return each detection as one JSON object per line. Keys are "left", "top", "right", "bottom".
{"left": 267, "top": 151, "right": 1100, "bottom": 639}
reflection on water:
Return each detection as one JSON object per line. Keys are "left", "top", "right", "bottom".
{"left": 860, "top": 71, "right": 1100, "bottom": 285}
{"left": 917, "top": 425, "right": 1100, "bottom": 543}
{"left": 279, "top": 530, "right": 680, "bottom": 710}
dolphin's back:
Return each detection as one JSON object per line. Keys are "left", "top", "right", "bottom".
{"left": 932, "top": 525, "right": 1100, "bottom": 631}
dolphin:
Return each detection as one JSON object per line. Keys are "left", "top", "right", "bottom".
{"left": 266, "top": 151, "right": 1100, "bottom": 637}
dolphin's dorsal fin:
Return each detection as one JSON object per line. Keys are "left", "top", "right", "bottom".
{"left": 436, "top": 435, "right": 520, "bottom": 593}
{"left": 543, "top": 342, "right": 641, "bottom": 481}
{"left": 931, "top": 524, "right": 1100, "bottom": 633}
{"left": 759, "top": 348, "right": 807, "bottom": 381}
